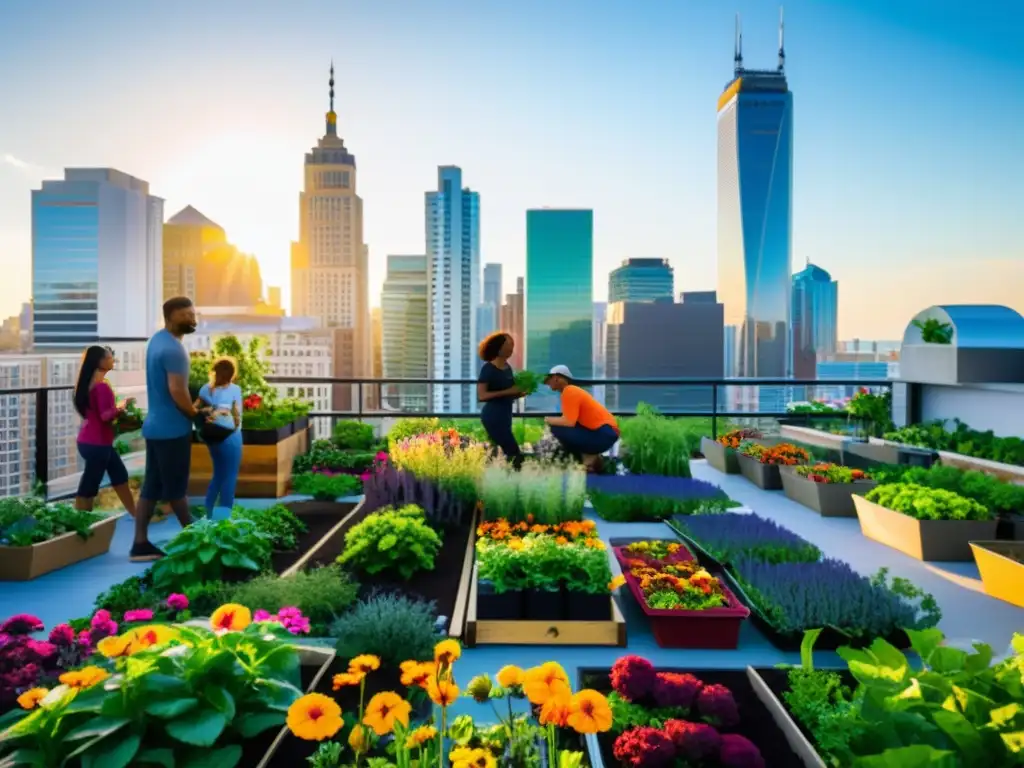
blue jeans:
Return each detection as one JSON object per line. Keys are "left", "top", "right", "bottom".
{"left": 77, "top": 443, "right": 129, "bottom": 498}
{"left": 205, "top": 436, "right": 242, "bottom": 512}
{"left": 550, "top": 424, "right": 619, "bottom": 460}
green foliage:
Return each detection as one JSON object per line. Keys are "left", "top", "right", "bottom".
{"left": 912, "top": 317, "right": 954, "bottom": 344}
{"left": 607, "top": 691, "right": 690, "bottom": 731}
{"left": 844, "top": 389, "right": 895, "bottom": 437}
{"left": 294, "top": 439, "right": 378, "bottom": 474}
{"left": 292, "top": 471, "right": 363, "bottom": 501}
{"left": 182, "top": 581, "right": 233, "bottom": 617}
{"left": 331, "top": 593, "right": 439, "bottom": 668}
{"left": 865, "top": 482, "right": 992, "bottom": 521}
{"left": 478, "top": 462, "right": 587, "bottom": 524}
{"left": 884, "top": 418, "right": 1024, "bottom": 467}
{"left": 226, "top": 565, "right": 359, "bottom": 636}
{"left": 229, "top": 503, "right": 307, "bottom": 551}
{"left": 94, "top": 574, "right": 159, "bottom": 618}
{"left": 332, "top": 419, "right": 375, "bottom": 450}
{"left": 388, "top": 417, "right": 446, "bottom": 447}
{"left": 337, "top": 505, "right": 442, "bottom": 580}
{"left": 868, "top": 567, "right": 942, "bottom": 628}
{"left": 872, "top": 463, "right": 1024, "bottom": 517}
{"left": 513, "top": 370, "right": 544, "bottom": 396}
{"left": 0, "top": 497, "right": 103, "bottom": 546}
{"left": 618, "top": 403, "right": 696, "bottom": 477}
{"left": 588, "top": 491, "right": 736, "bottom": 522}
{"left": 189, "top": 334, "right": 274, "bottom": 400}
{"left": 151, "top": 518, "right": 272, "bottom": 591}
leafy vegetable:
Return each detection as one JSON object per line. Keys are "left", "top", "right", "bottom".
{"left": 865, "top": 483, "right": 992, "bottom": 521}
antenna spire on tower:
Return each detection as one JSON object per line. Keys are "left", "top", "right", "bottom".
{"left": 325, "top": 60, "right": 338, "bottom": 136}
{"left": 329, "top": 60, "right": 335, "bottom": 113}
{"left": 778, "top": 6, "right": 786, "bottom": 72}
{"left": 734, "top": 13, "right": 744, "bottom": 75}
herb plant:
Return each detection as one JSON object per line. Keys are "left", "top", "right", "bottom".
{"left": 332, "top": 419, "right": 375, "bottom": 450}
{"left": 618, "top": 404, "right": 695, "bottom": 477}
{"left": 292, "top": 471, "right": 363, "bottom": 501}
{"left": 331, "top": 593, "right": 439, "bottom": 668}
{"left": 670, "top": 512, "right": 822, "bottom": 565}
{"left": 872, "top": 463, "right": 1024, "bottom": 517}
{"left": 478, "top": 461, "right": 587, "bottom": 524}
{"left": 884, "top": 418, "right": 1024, "bottom": 467}
{"left": 865, "top": 482, "right": 992, "bottom": 521}
{"left": 589, "top": 491, "right": 733, "bottom": 522}
{"left": 226, "top": 565, "right": 358, "bottom": 636}
{"left": 336, "top": 504, "right": 442, "bottom": 580}
{"left": 150, "top": 518, "right": 272, "bottom": 590}
{"left": 230, "top": 503, "right": 307, "bottom": 550}
{"left": 362, "top": 464, "right": 468, "bottom": 527}
{"left": 513, "top": 370, "right": 543, "bottom": 395}
{"left": 0, "top": 497, "right": 103, "bottom": 546}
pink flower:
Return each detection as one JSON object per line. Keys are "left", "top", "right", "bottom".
{"left": 48, "top": 624, "right": 76, "bottom": 646}
{"left": 375, "top": 451, "right": 388, "bottom": 461}
{"left": 166, "top": 594, "right": 189, "bottom": 612}
{"left": 0, "top": 614, "right": 44, "bottom": 635}
{"left": 124, "top": 609, "right": 154, "bottom": 623}
{"left": 89, "top": 610, "right": 112, "bottom": 629}
{"left": 253, "top": 610, "right": 274, "bottom": 622}
{"left": 25, "top": 640, "right": 57, "bottom": 659}
{"left": 77, "top": 630, "right": 93, "bottom": 649}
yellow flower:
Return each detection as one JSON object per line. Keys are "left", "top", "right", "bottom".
{"left": 427, "top": 678, "right": 460, "bottom": 707}
{"left": 405, "top": 724, "right": 437, "bottom": 749}
{"left": 125, "top": 625, "right": 178, "bottom": 655}
{"left": 522, "top": 662, "right": 571, "bottom": 705}
{"left": 496, "top": 664, "right": 524, "bottom": 688}
{"left": 363, "top": 690, "right": 412, "bottom": 736}
{"left": 506, "top": 537, "right": 525, "bottom": 551}
{"left": 608, "top": 574, "right": 627, "bottom": 591}
{"left": 286, "top": 693, "right": 342, "bottom": 741}
{"left": 348, "top": 654, "right": 381, "bottom": 674}
{"left": 434, "top": 638, "right": 461, "bottom": 666}
{"left": 451, "top": 748, "right": 497, "bottom": 768}
{"left": 96, "top": 634, "right": 133, "bottom": 658}
{"left": 566, "top": 689, "right": 613, "bottom": 734}
{"left": 59, "top": 666, "right": 109, "bottom": 691}
{"left": 449, "top": 746, "right": 475, "bottom": 765}
{"left": 16, "top": 688, "right": 47, "bottom": 710}
{"left": 400, "top": 660, "right": 434, "bottom": 688}
{"left": 538, "top": 691, "right": 572, "bottom": 726}
{"left": 584, "top": 538, "right": 606, "bottom": 550}
{"left": 210, "top": 603, "right": 252, "bottom": 632}
{"left": 348, "top": 723, "right": 369, "bottom": 753}
{"left": 332, "top": 671, "right": 365, "bottom": 689}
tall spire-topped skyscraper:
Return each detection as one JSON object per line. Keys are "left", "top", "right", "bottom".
{"left": 290, "top": 63, "right": 370, "bottom": 409}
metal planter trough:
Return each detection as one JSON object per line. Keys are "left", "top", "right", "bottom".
{"left": 780, "top": 467, "right": 878, "bottom": 517}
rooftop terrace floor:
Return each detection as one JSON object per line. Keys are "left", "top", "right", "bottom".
{"left": 4, "top": 461, "right": 1021, "bottom": 718}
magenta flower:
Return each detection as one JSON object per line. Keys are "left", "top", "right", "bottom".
{"left": 253, "top": 610, "right": 274, "bottom": 622}
{"left": 652, "top": 672, "right": 702, "bottom": 709}
{"left": 664, "top": 719, "right": 721, "bottom": 761}
{"left": 48, "top": 624, "right": 76, "bottom": 646}
{"left": 77, "top": 630, "right": 93, "bottom": 649}
{"left": 89, "top": 610, "right": 112, "bottom": 628}
{"left": 610, "top": 655, "right": 658, "bottom": 702}
{"left": 0, "top": 614, "right": 44, "bottom": 635}
{"left": 166, "top": 594, "right": 189, "bottom": 612}
{"left": 25, "top": 640, "right": 57, "bottom": 659}
{"left": 719, "top": 734, "right": 765, "bottom": 768}
{"left": 612, "top": 727, "right": 676, "bottom": 767}
{"left": 696, "top": 683, "right": 740, "bottom": 728}
{"left": 123, "top": 609, "right": 154, "bottom": 623}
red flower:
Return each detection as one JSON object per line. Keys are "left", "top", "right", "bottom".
{"left": 663, "top": 719, "right": 722, "bottom": 761}
{"left": 610, "top": 655, "right": 657, "bottom": 702}
{"left": 613, "top": 727, "right": 676, "bottom": 767}
{"left": 243, "top": 393, "right": 263, "bottom": 411}
{"left": 696, "top": 683, "right": 740, "bottom": 728}
{"left": 651, "top": 672, "right": 702, "bottom": 709}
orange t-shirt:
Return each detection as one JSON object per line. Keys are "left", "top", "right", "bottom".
{"left": 560, "top": 385, "right": 619, "bottom": 433}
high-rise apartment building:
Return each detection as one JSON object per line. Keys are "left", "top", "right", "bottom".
{"left": 717, "top": 14, "right": 793, "bottom": 392}
{"left": 608, "top": 258, "right": 674, "bottom": 303}
{"left": 525, "top": 209, "right": 593, "bottom": 408}
{"left": 593, "top": 302, "right": 607, "bottom": 404}
{"left": 500, "top": 277, "right": 524, "bottom": 370}
{"left": 163, "top": 205, "right": 262, "bottom": 307}
{"left": 792, "top": 263, "right": 838, "bottom": 378}
{"left": 290, "top": 65, "right": 370, "bottom": 410}
{"left": 477, "top": 262, "right": 502, "bottom": 346}
{"left": 426, "top": 166, "right": 480, "bottom": 413}
{"left": 32, "top": 168, "right": 162, "bottom": 349}
{"left": 382, "top": 255, "right": 429, "bottom": 411}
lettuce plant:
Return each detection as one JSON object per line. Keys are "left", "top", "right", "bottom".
{"left": 336, "top": 505, "right": 442, "bottom": 580}
{"left": 865, "top": 483, "right": 992, "bottom": 521}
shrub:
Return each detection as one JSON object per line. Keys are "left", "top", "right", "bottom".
{"left": 226, "top": 565, "right": 359, "bottom": 636}
{"left": 337, "top": 505, "right": 442, "bottom": 580}
{"left": 618, "top": 404, "right": 695, "bottom": 477}
{"left": 332, "top": 592, "right": 439, "bottom": 668}
{"left": 292, "top": 471, "right": 363, "bottom": 501}
{"left": 865, "top": 483, "right": 992, "bottom": 521}
{"left": 332, "top": 419, "right": 375, "bottom": 450}
{"left": 150, "top": 518, "right": 272, "bottom": 590}
{"left": 230, "top": 503, "right": 307, "bottom": 550}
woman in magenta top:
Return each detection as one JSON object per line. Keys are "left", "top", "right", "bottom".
{"left": 74, "top": 345, "right": 137, "bottom": 516}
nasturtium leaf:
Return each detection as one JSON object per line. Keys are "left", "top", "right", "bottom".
{"left": 931, "top": 709, "right": 984, "bottom": 755}
{"left": 205, "top": 687, "right": 236, "bottom": 722}
{"left": 134, "top": 747, "right": 175, "bottom": 768}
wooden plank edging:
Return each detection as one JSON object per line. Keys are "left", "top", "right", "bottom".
{"left": 448, "top": 508, "right": 479, "bottom": 640}
{"left": 280, "top": 499, "right": 364, "bottom": 578}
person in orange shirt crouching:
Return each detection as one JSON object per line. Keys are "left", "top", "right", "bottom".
{"left": 543, "top": 365, "right": 620, "bottom": 473}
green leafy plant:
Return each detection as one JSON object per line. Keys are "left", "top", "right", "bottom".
{"left": 0, "top": 497, "right": 103, "bottom": 546}
{"left": 230, "top": 503, "right": 307, "bottom": 551}
{"left": 293, "top": 440, "right": 378, "bottom": 474}
{"left": 475, "top": 540, "right": 530, "bottom": 594}
{"left": 292, "top": 471, "right": 363, "bottom": 501}
{"left": 513, "top": 370, "right": 543, "bottom": 396}
{"left": 561, "top": 542, "right": 614, "bottom": 596}
{"left": 336, "top": 505, "right": 442, "bottom": 580}
{"left": 588, "top": 491, "right": 736, "bottom": 522}
{"left": 150, "top": 518, "right": 273, "bottom": 591}
{"left": 332, "top": 419, "right": 375, "bottom": 450}
{"left": 331, "top": 593, "right": 439, "bottom": 668}
{"left": 226, "top": 565, "right": 358, "bottom": 636}
{"left": 872, "top": 463, "right": 1024, "bottom": 517}
{"left": 618, "top": 403, "right": 696, "bottom": 477}
{"left": 884, "top": 418, "right": 1024, "bottom": 467}
{"left": 865, "top": 482, "right": 993, "bottom": 521}
{"left": 478, "top": 461, "right": 587, "bottom": 524}
{"left": 912, "top": 317, "right": 954, "bottom": 344}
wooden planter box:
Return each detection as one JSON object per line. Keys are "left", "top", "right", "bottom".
{"left": 970, "top": 541, "right": 1024, "bottom": 608}
{"left": 189, "top": 425, "right": 310, "bottom": 498}
{"left": 700, "top": 436, "right": 740, "bottom": 474}
{"left": 0, "top": 514, "right": 123, "bottom": 581}
{"left": 780, "top": 467, "right": 877, "bottom": 518}
{"left": 737, "top": 452, "right": 783, "bottom": 490}
{"left": 852, "top": 495, "right": 999, "bottom": 561}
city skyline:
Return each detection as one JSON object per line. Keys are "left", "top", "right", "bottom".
{"left": 1, "top": 0, "right": 1022, "bottom": 340}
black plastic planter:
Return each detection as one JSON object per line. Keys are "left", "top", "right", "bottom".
{"left": 524, "top": 588, "right": 564, "bottom": 620}
{"left": 477, "top": 580, "right": 524, "bottom": 619}
{"left": 243, "top": 422, "right": 295, "bottom": 445}
{"left": 566, "top": 591, "right": 610, "bottom": 621}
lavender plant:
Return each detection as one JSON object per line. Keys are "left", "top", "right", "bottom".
{"left": 361, "top": 464, "right": 468, "bottom": 527}
{"left": 670, "top": 513, "right": 821, "bottom": 564}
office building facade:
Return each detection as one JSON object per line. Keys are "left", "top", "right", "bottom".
{"left": 609, "top": 258, "right": 674, "bottom": 303}
{"left": 426, "top": 166, "right": 480, "bottom": 413}
{"left": 382, "top": 255, "right": 429, "bottom": 411}
{"left": 32, "top": 168, "right": 162, "bottom": 349}
{"left": 792, "top": 263, "right": 839, "bottom": 378}
{"left": 525, "top": 209, "right": 593, "bottom": 408}
{"left": 476, "top": 262, "right": 502, "bottom": 346}
{"left": 500, "top": 277, "right": 524, "bottom": 370}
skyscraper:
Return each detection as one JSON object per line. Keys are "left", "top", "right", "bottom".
{"left": 426, "top": 166, "right": 480, "bottom": 413}
{"left": 382, "top": 255, "right": 429, "bottom": 411}
{"left": 525, "top": 209, "right": 593, "bottom": 408}
{"left": 31, "top": 168, "right": 163, "bottom": 348}
{"left": 500, "top": 277, "right": 524, "bottom": 370}
{"left": 717, "top": 12, "right": 793, "bottom": 390}
{"left": 792, "top": 263, "right": 839, "bottom": 379}
{"left": 608, "top": 258, "right": 674, "bottom": 303}
{"left": 290, "top": 64, "right": 370, "bottom": 410}
{"left": 477, "top": 262, "right": 502, "bottom": 345}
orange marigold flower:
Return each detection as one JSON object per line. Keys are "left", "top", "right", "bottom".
{"left": 363, "top": 691, "right": 412, "bottom": 736}
{"left": 427, "top": 678, "right": 460, "bottom": 707}
{"left": 210, "top": 603, "right": 252, "bottom": 632}
{"left": 434, "top": 639, "right": 461, "bottom": 666}
{"left": 332, "top": 671, "right": 365, "bottom": 689}
{"left": 17, "top": 688, "right": 47, "bottom": 710}
{"left": 538, "top": 691, "right": 572, "bottom": 726}
{"left": 287, "top": 693, "right": 343, "bottom": 741}
{"left": 348, "top": 654, "right": 381, "bottom": 674}
{"left": 522, "top": 662, "right": 571, "bottom": 705}
{"left": 567, "top": 689, "right": 613, "bottom": 734}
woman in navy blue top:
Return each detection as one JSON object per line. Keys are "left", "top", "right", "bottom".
{"left": 476, "top": 332, "right": 525, "bottom": 468}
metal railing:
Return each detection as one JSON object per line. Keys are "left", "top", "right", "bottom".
{"left": 0, "top": 377, "right": 890, "bottom": 499}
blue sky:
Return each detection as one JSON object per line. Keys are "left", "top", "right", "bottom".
{"left": 0, "top": 0, "right": 1021, "bottom": 338}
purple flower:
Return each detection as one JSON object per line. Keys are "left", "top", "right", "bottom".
{"left": 672, "top": 513, "right": 821, "bottom": 564}
{"left": 696, "top": 684, "right": 740, "bottom": 728}
{"left": 663, "top": 719, "right": 722, "bottom": 761}
{"left": 123, "top": 609, "right": 154, "bottom": 623}
{"left": 48, "top": 624, "right": 76, "bottom": 646}
{"left": 719, "top": 734, "right": 765, "bottom": 768}
{"left": 588, "top": 473, "right": 725, "bottom": 500}
{"left": 610, "top": 655, "right": 658, "bottom": 702}
{"left": 652, "top": 672, "right": 702, "bottom": 709}
{"left": 166, "top": 593, "right": 189, "bottom": 612}
{"left": 0, "top": 614, "right": 44, "bottom": 635}
{"left": 253, "top": 610, "right": 274, "bottom": 622}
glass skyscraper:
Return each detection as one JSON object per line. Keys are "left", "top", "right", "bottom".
{"left": 525, "top": 209, "right": 593, "bottom": 409}
{"left": 792, "top": 263, "right": 839, "bottom": 379}
{"left": 382, "top": 255, "right": 429, "bottom": 411}
{"left": 608, "top": 258, "right": 674, "bottom": 303}
{"left": 717, "top": 21, "right": 793, "bottom": 389}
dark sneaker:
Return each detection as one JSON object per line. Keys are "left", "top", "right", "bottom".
{"left": 129, "top": 541, "right": 165, "bottom": 562}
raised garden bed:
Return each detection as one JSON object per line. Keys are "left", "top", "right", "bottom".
{"left": 578, "top": 666, "right": 812, "bottom": 768}
{"left": 736, "top": 452, "right": 784, "bottom": 490}
{"left": 853, "top": 495, "right": 999, "bottom": 561}
{"left": 276, "top": 500, "right": 360, "bottom": 576}
{"left": 0, "top": 513, "right": 122, "bottom": 581}
{"left": 780, "top": 466, "right": 877, "bottom": 518}
{"left": 970, "top": 541, "right": 1024, "bottom": 608}
{"left": 189, "top": 424, "right": 310, "bottom": 498}
{"left": 701, "top": 436, "right": 740, "bottom": 474}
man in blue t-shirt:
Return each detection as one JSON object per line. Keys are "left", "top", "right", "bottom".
{"left": 130, "top": 296, "right": 201, "bottom": 561}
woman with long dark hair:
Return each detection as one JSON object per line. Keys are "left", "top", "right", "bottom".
{"left": 477, "top": 332, "right": 525, "bottom": 468}
{"left": 194, "top": 356, "right": 243, "bottom": 514}
{"left": 74, "top": 345, "right": 137, "bottom": 515}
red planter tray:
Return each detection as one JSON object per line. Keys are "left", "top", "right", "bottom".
{"left": 613, "top": 546, "right": 749, "bottom": 650}
{"left": 611, "top": 543, "right": 696, "bottom": 569}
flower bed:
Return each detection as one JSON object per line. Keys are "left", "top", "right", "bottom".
{"left": 579, "top": 655, "right": 805, "bottom": 767}
{"left": 700, "top": 428, "right": 763, "bottom": 474}
{"left": 669, "top": 512, "right": 822, "bottom": 568}
{"left": 780, "top": 463, "right": 878, "bottom": 517}
{"left": 613, "top": 540, "right": 748, "bottom": 649}
{"left": 736, "top": 442, "right": 810, "bottom": 490}
{"left": 854, "top": 483, "right": 999, "bottom": 561}
{"left": 587, "top": 473, "right": 736, "bottom": 522}
{"left": 293, "top": 438, "right": 386, "bottom": 478}
{"left": 390, "top": 430, "right": 488, "bottom": 507}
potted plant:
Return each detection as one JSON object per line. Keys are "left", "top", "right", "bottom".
{"left": 0, "top": 498, "right": 121, "bottom": 581}
{"left": 970, "top": 541, "right": 1024, "bottom": 607}
{"left": 700, "top": 428, "right": 762, "bottom": 474}
{"left": 562, "top": 542, "right": 616, "bottom": 621}
{"left": 736, "top": 442, "right": 810, "bottom": 491}
{"left": 780, "top": 463, "right": 878, "bottom": 517}
{"left": 853, "top": 483, "right": 999, "bottom": 561}
{"left": 522, "top": 541, "right": 565, "bottom": 621}
{"left": 475, "top": 542, "right": 526, "bottom": 620}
